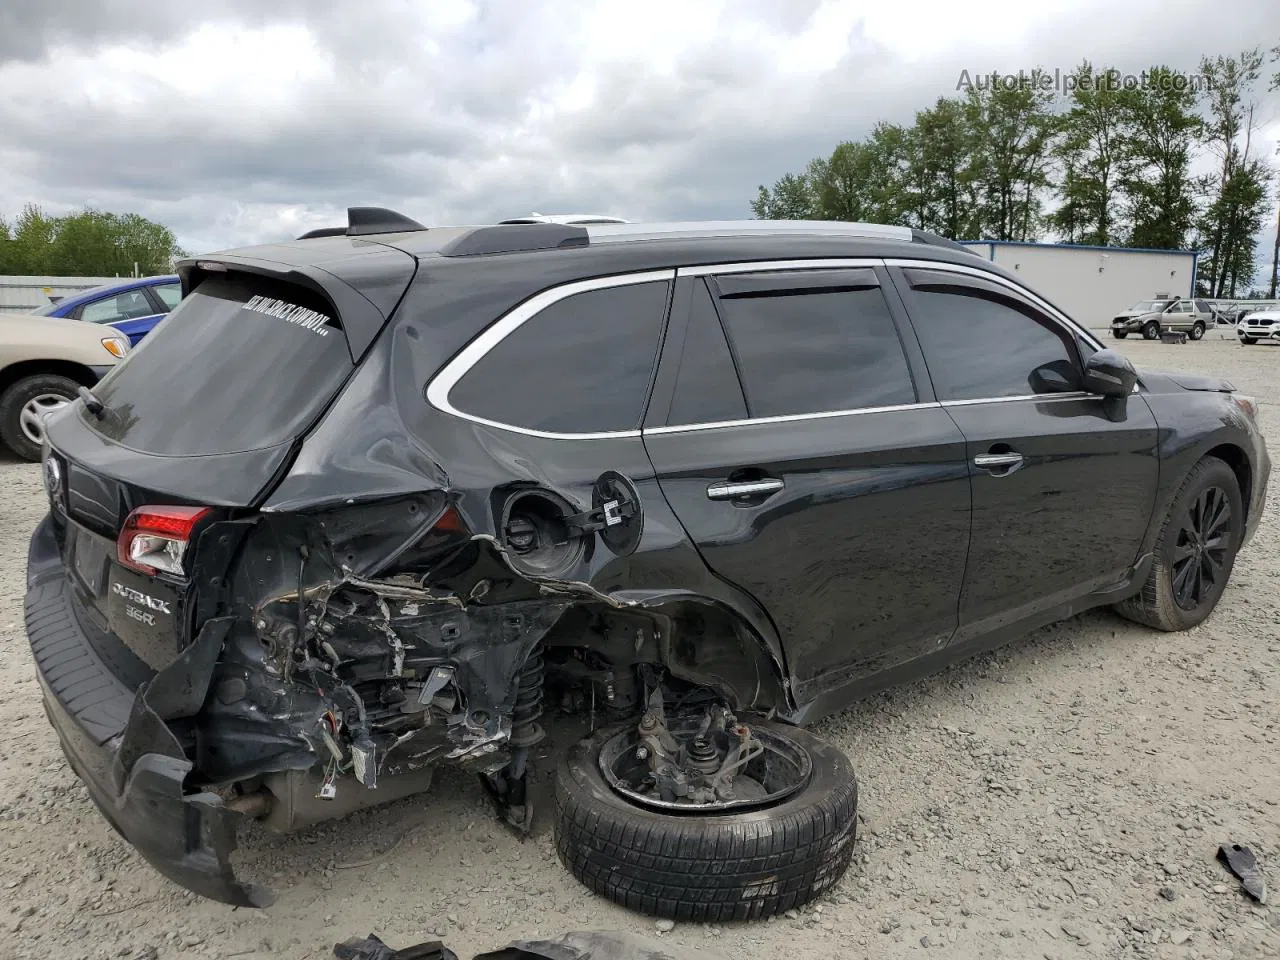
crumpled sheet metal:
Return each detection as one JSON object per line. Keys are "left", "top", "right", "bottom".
{"left": 473, "top": 930, "right": 731, "bottom": 960}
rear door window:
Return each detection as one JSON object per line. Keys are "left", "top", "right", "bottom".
{"left": 153, "top": 283, "right": 182, "bottom": 310}
{"left": 88, "top": 274, "right": 353, "bottom": 455}
{"left": 447, "top": 280, "right": 669, "bottom": 434}
{"left": 709, "top": 270, "right": 916, "bottom": 418}
{"left": 665, "top": 279, "right": 748, "bottom": 426}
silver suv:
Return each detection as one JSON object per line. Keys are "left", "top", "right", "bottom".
{"left": 1112, "top": 296, "right": 1215, "bottom": 341}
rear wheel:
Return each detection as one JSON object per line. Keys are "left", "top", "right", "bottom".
{"left": 1142, "top": 321, "right": 1161, "bottom": 340}
{"left": 0, "top": 374, "right": 80, "bottom": 462}
{"left": 1115, "top": 456, "right": 1243, "bottom": 632}
{"left": 554, "top": 715, "right": 858, "bottom": 922}
{"left": 1190, "top": 321, "right": 1206, "bottom": 340}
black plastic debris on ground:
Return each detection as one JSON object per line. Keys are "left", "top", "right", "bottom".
{"left": 473, "top": 931, "right": 729, "bottom": 960}
{"left": 334, "top": 933, "right": 459, "bottom": 960}
{"left": 334, "top": 931, "right": 728, "bottom": 960}
{"left": 1218, "top": 843, "right": 1267, "bottom": 904}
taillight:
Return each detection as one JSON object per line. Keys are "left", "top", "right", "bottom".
{"left": 117, "top": 505, "right": 212, "bottom": 576}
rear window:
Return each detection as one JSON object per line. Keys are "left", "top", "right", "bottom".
{"left": 88, "top": 274, "right": 352, "bottom": 456}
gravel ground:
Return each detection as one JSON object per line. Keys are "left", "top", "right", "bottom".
{"left": 1, "top": 337, "right": 1277, "bottom": 960}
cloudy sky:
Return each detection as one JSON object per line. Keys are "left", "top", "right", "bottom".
{"left": 2, "top": 0, "right": 1278, "bottom": 260}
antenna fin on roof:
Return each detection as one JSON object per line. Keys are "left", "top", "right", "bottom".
{"left": 346, "top": 207, "right": 427, "bottom": 236}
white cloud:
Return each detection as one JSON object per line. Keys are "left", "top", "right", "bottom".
{"left": 0, "top": 0, "right": 1276, "bottom": 267}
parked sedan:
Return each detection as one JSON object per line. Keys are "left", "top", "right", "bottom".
{"left": 26, "top": 212, "right": 1271, "bottom": 921}
{"left": 36, "top": 275, "right": 181, "bottom": 345}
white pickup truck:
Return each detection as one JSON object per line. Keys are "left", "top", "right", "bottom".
{"left": 1111, "top": 295, "right": 1216, "bottom": 341}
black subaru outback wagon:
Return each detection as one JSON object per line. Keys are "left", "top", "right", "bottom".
{"left": 27, "top": 211, "right": 1269, "bottom": 921}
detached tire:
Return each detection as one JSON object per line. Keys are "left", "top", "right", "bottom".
{"left": 1115, "top": 456, "right": 1243, "bottom": 632}
{"left": 553, "top": 719, "right": 858, "bottom": 922}
{"left": 0, "top": 373, "right": 79, "bottom": 462}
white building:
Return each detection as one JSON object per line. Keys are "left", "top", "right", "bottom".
{"left": 961, "top": 241, "right": 1199, "bottom": 330}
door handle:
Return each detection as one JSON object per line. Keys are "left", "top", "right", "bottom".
{"left": 973, "top": 452, "right": 1024, "bottom": 475}
{"left": 706, "top": 478, "right": 785, "bottom": 501}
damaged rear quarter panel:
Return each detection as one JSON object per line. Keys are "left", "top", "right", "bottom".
{"left": 254, "top": 263, "right": 792, "bottom": 714}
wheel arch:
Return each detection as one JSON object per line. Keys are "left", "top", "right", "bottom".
{"left": 0, "top": 359, "right": 100, "bottom": 399}
{"left": 1204, "top": 442, "right": 1253, "bottom": 524}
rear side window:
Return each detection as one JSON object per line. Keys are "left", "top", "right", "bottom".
{"left": 153, "top": 283, "right": 182, "bottom": 310}
{"left": 666, "top": 280, "right": 748, "bottom": 425}
{"left": 448, "top": 281, "right": 669, "bottom": 434}
{"left": 711, "top": 275, "right": 916, "bottom": 418}
{"left": 89, "top": 274, "right": 352, "bottom": 455}
{"left": 906, "top": 286, "right": 1081, "bottom": 400}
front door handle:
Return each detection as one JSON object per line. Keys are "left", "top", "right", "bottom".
{"left": 973, "top": 451, "right": 1024, "bottom": 475}
{"left": 706, "top": 478, "right": 785, "bottom": 500}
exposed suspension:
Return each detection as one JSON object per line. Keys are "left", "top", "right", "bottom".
{"left": 510, "top": 645, "right": 546, "bottom": 749}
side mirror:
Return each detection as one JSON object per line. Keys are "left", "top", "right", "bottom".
{"left": 1082, "top": 349, "right": 1138, "bottom": 398}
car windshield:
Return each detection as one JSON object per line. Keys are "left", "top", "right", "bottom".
{"left": 1129, "top": 300, "right": 1173, "bottom": 313}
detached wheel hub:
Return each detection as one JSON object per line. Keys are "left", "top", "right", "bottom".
{"left": 597, "top": 695, "right": 812, "bottom": 813}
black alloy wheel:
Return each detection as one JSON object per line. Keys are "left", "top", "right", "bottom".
{"left": 1171, "top": 484, "right": 1233, "bottom": 611}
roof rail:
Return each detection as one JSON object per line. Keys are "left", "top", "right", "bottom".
{"left": 296, "top": 207, "right": 427, "bottom": 240}
{"left": 438, "top": 223, "right": 590, "bottom": 257}
{"left": 584, "top": 220, "right": 915, "bottom": 244}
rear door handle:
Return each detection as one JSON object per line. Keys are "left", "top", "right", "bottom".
{"left": 706, "top": 478, "right": 785, "bottom": 500}
{"left": 973, "top": 452, "right": 1024, "bottom": 474}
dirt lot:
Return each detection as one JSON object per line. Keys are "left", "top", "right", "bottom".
{"left": 1, "top": 337, "right": 1277, "bottom": 960}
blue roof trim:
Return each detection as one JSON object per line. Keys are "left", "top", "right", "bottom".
{"left": 959, "top": 239, "right": 1199, "bottom": 257}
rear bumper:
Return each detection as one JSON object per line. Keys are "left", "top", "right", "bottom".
{"left": 24, "top": 514, "right": 268, "bottom": 907}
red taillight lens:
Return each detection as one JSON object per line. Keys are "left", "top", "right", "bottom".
{"left": 117, "top": 505, "right": 212, "bottom": 576}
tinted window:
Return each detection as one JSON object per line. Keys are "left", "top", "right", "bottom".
{"left": 449, "top": 281, "right": 668, "bottom": 434}
{"left": 712, "top": 279, "right": 915, "bottom": 418}
{"left": 89, "top": 274, "right": 352, "bottom": 456}
{"left": 153, "top": 283, "right": 182, "bottom": 310}
{"left": 907, "top": 287, "right": 1080, "bottom": 400}
{"left": 667, "top": 280, "right": 748, "bottom": 425}
{"left": 79, "top": 290, "right": 156, "bottom": 324}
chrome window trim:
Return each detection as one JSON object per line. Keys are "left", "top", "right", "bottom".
{"left": 882, "top": 257, "right": 1106, "bottom": 352}
{"left": 939, "top": 391, "right": 1091, "bottom": 407}
{"left": 676, "top": 258, "right": 883, "bottom": 278}
{"left": 426, "top": 257, "right": 1111, "bottom": 441}
{"left": 645, "top": 401, "right": 944, "bottom": 436}
{"left": 425, "top": 269, "right": 675, "bottom": 440}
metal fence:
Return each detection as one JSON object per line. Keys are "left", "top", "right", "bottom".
{"left": 0, "top": 275, "right": 120, "bottom": 314}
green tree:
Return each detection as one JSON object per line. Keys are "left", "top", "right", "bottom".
{"left": 909, "top": 97, "right": 977, "bottom": 239}
{"left": 1116, "top": 65, "right": 1204, "bottom": 249}
{"left": 751, "top": 172, "right": 817, "bottom": 220}
{"left": 963, "top": 74, "right": 1059, "bottom": 241}
{"left": 1052, "top": 62, "right": 1127, "bottom": 245}
{"left": 1198, "top": 48, "right": 1267, "bottom": 296}
{"left": 0, "top": 205, "right": 183, "bottom": 276}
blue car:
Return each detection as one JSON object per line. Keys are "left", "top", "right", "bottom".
{"left": 35, "top": 275, "right": 181, "bottom": 346}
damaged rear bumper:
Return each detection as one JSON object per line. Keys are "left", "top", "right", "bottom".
{"left": 26, "top": 516, "right": 267, "bottom": 906}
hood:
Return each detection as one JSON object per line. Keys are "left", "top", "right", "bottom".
{"left": 1152, "top": 370, "right": 1235, "bottom": 393}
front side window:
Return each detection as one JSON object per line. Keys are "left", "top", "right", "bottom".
{"left": 78, "top": 290, "right": 157, "bottom": 324}
{"left": 906, "top": 283, "right": 1081, "bottom": 400}
{"left": 448, "top": 280, "right": 669, "bottom": 434}
{"left": 710, "top": 274, "right": 916, "bottom": 418}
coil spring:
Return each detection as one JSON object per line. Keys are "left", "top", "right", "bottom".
{"left": 510, "top": 646, "right": 545, "bottom": 748}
